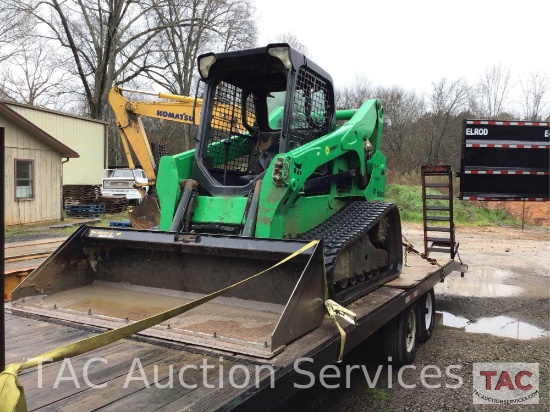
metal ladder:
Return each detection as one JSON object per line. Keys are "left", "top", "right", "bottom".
{"left": 421, "top": 165, "right": 457, "bottom": 259}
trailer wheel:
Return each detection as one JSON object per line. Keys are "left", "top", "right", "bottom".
{"left": 383, "top": 304, "right": 417, "bottom": 366}
{"left": 417, "top": 288, "right": 435, "bottom": 343}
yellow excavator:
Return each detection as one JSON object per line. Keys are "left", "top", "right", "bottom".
{"left": 108, "top": 86, "right": 201, "bottom": 228}
{"left": 108, "top": 86, "right": 253, "bottom": 228}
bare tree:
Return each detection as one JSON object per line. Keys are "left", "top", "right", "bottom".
{"left": 273, "top": 33, "right": 308, "bottom": 55}
{"left": 335, "top": 76, "right": 375, "bottom": 109}
{"left": 420, "top": 78, "right": 469, "bottom": 166}
{"left": 218, "top": 0, "right": 257, "bottom": 52}
{"left": 376, "top": 86, "right": 424, "bottom": 172}
{"left": 8, "top": 0, "right": 207, "bottom": 119}
{"left": 519, "top": 70, "right": 549, "bottom": 121}
{"left": 472, "top": 63, "right": 512, "bottom": 118}
{"left": 143, "top": 0, "right": 257, "bottom": 96}
{"left": 0, "top": 6, "right": 32, "bottom": 64}
{"left": 126, "top": 0, "right": 257, "bottom": 154}
{"left": 0, "top": 38, "right": 73, "bottom": 108}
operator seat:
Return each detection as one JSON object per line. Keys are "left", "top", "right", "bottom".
{"left": 239, "top": 131, "right": 281, "bottom": 184}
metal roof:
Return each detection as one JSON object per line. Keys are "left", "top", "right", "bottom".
{"left": 0, "top": 102, "right": 79, "bottom": 158}
{"left": 1, "top": 99, "right": 108, "bottom": 125}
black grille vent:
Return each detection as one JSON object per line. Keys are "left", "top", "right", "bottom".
{"left": 206, "top": 82, "right": 255, "bottom": 174}
{"left": 287, "top": 68, "right": 331, "bottom": 149}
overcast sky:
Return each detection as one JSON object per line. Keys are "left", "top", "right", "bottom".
{"left": 253, "top": 0, "right": 549, "bottom": 98}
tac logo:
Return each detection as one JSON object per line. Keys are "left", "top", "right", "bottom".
{"left": 473, "top": 363, "right": 539, "bottom": 404}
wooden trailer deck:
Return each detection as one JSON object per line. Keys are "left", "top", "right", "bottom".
{"left": 6, "top": 311, "right": 277, "bottom": 411}
{"left": 4, "top": 255, "right": 466, "bottom": 411}
{"left": 4, "top": 238, "right": 67, "bottom": 300}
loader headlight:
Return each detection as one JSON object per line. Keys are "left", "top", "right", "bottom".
{"left": 198, "top": 54, "right": 216, "bottom": 79}
{"left": 268, "top": 45, "right": 292, "bottom": 69}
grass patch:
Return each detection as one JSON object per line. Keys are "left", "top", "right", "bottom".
{"left": 367, "top": 387, "right": 390, "bottom": 401}
{"left": 95, "top": 212, "right": 131, "bottom": 227}
{"left": 385, "top": 184, "right": 517, "bottom": 226}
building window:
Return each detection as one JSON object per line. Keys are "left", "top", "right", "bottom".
{"left": 15, "top": 159, "right": 34, "bottom": 199}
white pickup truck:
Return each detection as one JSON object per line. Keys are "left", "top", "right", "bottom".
{"left": 101, "top": 168, "right": 148, "bottom": 204}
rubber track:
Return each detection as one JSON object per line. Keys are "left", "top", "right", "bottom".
{"left": 298, "top": 201, "right": 400, "bottom": 306}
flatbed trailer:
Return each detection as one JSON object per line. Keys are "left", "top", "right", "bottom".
{"left": 5, "top": 254, "right": 466, "bottom": 411}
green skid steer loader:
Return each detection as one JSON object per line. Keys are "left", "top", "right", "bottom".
{"left": 11, "top": 44, "right": 402, "bottom": 358}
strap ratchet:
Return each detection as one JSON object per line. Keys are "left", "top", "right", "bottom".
{"left": 325, "top": 299, "right": 357, "bottom": 363}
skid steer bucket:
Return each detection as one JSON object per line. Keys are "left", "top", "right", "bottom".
{"left": 10, "top": 226, "right": 326, "bottom": 358}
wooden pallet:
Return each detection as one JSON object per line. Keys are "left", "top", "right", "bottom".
{"left": 66, "top": 204, "right": 106, "bottom": 218}
{"left": 109, "top": 220, "right": 132, "bottom": 227}
{"left": 63, "top": 185, "right": 129, "bottom": 214}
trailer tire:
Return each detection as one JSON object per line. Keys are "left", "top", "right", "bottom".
{"left": 383, "top": 304, "right": 417, "bottom": 366}
{"left": 417, "top": 288, "right": 435, "bottom": 343}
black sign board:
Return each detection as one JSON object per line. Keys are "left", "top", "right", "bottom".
{"left": 459, "top": 120, "right": 550, "bottom": 200}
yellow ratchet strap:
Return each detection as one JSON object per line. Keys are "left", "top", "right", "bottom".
{"left": 324, "top": 299, "right": 357, "bottom": 363}
{"left": 0, "top": 240, "right": 319, "bottom": 412}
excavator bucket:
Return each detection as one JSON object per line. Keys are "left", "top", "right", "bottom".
{"left": 9, "top": 226, "right": 326, "bottom": 358}
{"left": 128, "top": 195, "right": 161, "bottom": 229}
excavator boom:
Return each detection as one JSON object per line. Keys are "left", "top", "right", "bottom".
{"left": 107, "top": 86, "right": 202, "bottom": 228}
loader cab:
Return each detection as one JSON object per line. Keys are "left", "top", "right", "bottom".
{"left": 193, "top": 43, "right": 335, "bottom": 196}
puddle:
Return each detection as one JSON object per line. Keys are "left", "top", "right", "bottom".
{"left": 475, "top": 268, "right": 514, "bottom": 279}
{"left": 436, "top": 312, "right": 549, "bottom": 340}
{"left": 435, "top": 279, "right": 523, "bottom": 297}
{"left": 434, "top": 267, "right": 528, "bottom": 297}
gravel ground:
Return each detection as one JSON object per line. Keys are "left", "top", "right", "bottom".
{"left": 276, "top": 223, "right": 550, "bottom": 411}
{"left": 5, "top": 218, "right": 99, "bottom": 243}
{"left": 277, "top": 297, "right": 548, "bottom": 412}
